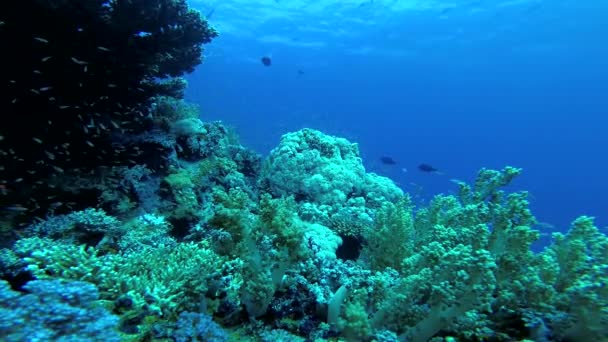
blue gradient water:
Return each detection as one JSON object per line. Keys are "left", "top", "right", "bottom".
{"left": 185, "top": 0, "right": 607, "bottom": 236}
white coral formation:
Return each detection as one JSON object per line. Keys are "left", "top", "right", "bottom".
{"left": 262, "top": 128, "right": 402, "bottom": 232}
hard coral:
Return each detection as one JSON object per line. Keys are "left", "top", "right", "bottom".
{"left": 0, "top": 279, "right": 120, "bottom": 341}
{"left": 172, "top": 311, "right": 229, "bottom": 342}
{"left": 262, "top": 128, "right": 402, "bottom": 236}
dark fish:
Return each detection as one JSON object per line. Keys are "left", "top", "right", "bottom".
{"left": 297, "top": 69, "right": 305, "bottom": 75}
{"left": 261, "top": 56, "right": 272, "bottom": 66}
{"left": 380, "top": 156, "right": 397, "bottom": 165}
{"left": 418, "top": 163, "right": 439, "bottom": 173}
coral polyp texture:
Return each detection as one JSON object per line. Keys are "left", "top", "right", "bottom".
{"left": 1, "top": 2, "right": 606, "bottom": 342}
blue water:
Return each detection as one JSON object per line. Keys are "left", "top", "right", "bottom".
{"left": 185, "top": 0, "right": 608, "bottom": 235}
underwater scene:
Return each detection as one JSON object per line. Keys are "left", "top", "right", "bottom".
{"left": 0, "top": 0, "right": 606, "bottom": 341}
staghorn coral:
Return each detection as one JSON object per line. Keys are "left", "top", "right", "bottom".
{"left": 12, "top": 235, "right": 227, "bottom": 318}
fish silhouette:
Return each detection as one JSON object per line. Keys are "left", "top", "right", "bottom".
{"left": 418, "top": 163, "right": 439, "bottom": 173}
{"left": 380, "top": 156, "right": 397, "bottom": 165}
{"left": 261, "top": 56, "right": 272, "bottom": 66}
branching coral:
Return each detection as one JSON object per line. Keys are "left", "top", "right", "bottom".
{"left": 364, "top": 196, "right": 415, "bottom": 271}
{"left": 351, "top": 167, "right": 554, "bottom": 339}
{"left": 535, "top": 216, "right": 608, "bottom": 340}
{"left": 13, "top": 236, "right": 226, "bottom": 318}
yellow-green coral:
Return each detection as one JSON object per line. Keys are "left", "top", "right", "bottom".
{"left": 257, "top": 194, "right": 307, "bottom": 261}
{"left": 163, "top": 168, "right": 200, "bottom": 219}
{"left": 535, "top": 216, "right": 608, "bottom": 340}
{"left": 346, "top": 167, "right": 542, "bottom": 339}
{"left": 14, "top": 237, "right": 226, "bottom": 317}
{"left": 363, "top": 196, "right": 414, "bottom": 271}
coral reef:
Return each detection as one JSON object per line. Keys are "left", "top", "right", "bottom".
{"left": 0, "top": 2, "right": 606, "bottom": 341}
{"left": 2, "top": 124, "right": 606, "bottom": 341}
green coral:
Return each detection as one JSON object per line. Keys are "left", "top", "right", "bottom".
{"left": 364, "top": 196, "right": 414, "bottom": 271}
{"left": 208, "top": 186, "right": 255, "bottom": 254}
{"left": 207, "top": 188, "right": 310, "bottom": 319}
{"left": 239, "top": 241, "right": 278, "bottom": 318}
{"left": 196, "top": 157, "right": 239, "bottom": 181}
{"left": 347, "top": 167, "right": 540, "bottom": 339}
{"left": 162, "top": 168, "right": 201, "bottom": 219}
{"left": 13, "top": 236, "right": 225, "bottom": 318}
{"left": 237, "top": 194, "right": 310, "bottom": 318}
{"left": 153, "top": 96, "right": 200, "bottom": 131}
{"left": 257, "top": 194, "right": 307, "bottom": 261}
{"left": 337, "top": 166, "right": 608, "bottom": 341}
{"left": 340, "top": 289, "right": 373, "bottom": 339}
{"left": 535, "top": 216, "right": 608, "bottom": 340}
{"left": 119, "top": 213, "right": 176, "bottom": 252}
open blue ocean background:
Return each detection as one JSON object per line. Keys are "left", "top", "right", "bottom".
{"left": 185, "top": 0, "right": 607, "bottom": 240}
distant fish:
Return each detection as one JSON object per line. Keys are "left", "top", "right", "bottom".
{"left": 1, "top": 205, "right": 29, "bottom": 212}
{"left": 297, "top": 69, "right": 305, "bottom": 76}
{"left": 450, "top": 178, "right": 465, "bottom": 185}
{"left": 418, "top": 163, "right": 441, "bottom": 173}
{"left": 261, "top": 56, "right": 272, "bottom": 66}
{"left": 380, "top": 156, "right": 397, "bottom": 165}
{"left": 70, "top": 57, "right": 88, "bottom": 65}
{"left": 33, "top": 37, "right": 49, "bottom": 44}
{"left": 534, "top": 222, "right": 556, "bottom": 231}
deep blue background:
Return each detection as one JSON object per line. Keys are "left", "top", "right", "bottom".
{"left": 185, "top": 1, "right": 607, "bottom": 235}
